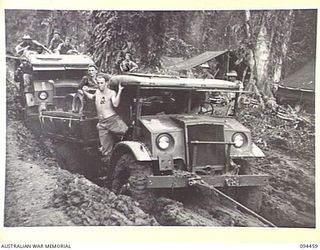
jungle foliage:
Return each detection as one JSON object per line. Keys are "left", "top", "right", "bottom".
{"left": 5, "top": 9, "right": 317, "bottom": 93}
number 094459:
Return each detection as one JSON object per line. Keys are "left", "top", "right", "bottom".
{"left": 300, "top": 244, "right": 318, "bottom": 248}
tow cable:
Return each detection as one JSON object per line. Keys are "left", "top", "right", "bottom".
{"left": 187, "top": 175, "right": 277, "bottom": 228}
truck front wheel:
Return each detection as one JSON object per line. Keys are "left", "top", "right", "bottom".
{"left": 111, "top": 153, "right": 156, "bottom": 213}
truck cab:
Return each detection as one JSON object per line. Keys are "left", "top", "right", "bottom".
{"left": 15, "top": 54, "right": 94, "bottom": 112}
{"left": 13, "top": 53, "right": 94, "bottom": 133}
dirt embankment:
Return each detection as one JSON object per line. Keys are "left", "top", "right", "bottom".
{"left": 5, "top": 119, "right": 158, "bottom": 226}
{"left": 5, "top": 120, "right": 74, "bottom": 226}
{"left": 239, "top": 108, "right": 315, "bottom": 227}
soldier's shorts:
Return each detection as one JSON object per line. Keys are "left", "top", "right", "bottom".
{"left": 96, "top": 114, "right": 128, "bottom": 161}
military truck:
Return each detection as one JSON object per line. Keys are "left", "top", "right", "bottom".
{"left": 13, "top": 53, "right": 94, "bottom": 131}
{"left": 39, "top": 73, "right": 268, "bottom": 212}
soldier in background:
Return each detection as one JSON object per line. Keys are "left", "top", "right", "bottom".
{"left": 198, "top": 63, "right": 214, "bottom": 79}
{"left": 48, "top": 30, "right": 64, "bottom": 52}
{"left": 120, "top": 52, "right": 138, "bottom": 73}
{"left": 225, "top": 70, "right": 244, "bottom": 114}
{"left": 56, "top": 36, "right": 79, "bottom": 55}
{"left": 72, "top": 64, "right": 98, "bottom": 114}
{"left": 14, "top": 57, "right": 33, "bottom": 93}
{"left": 15, "top": 35, "right": 51, "bottom": 56}
{"left": 226, "top": 70, "right": 244, "bottom": 92}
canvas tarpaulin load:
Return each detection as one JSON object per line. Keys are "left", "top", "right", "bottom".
{"left": 279, "top": 59, "right": 315, "bottom": 92}
{"left": 160, "top": 56, "right": 183, "bottom": 69}
{"left": 276, "top": 59, "right": 315, "bottom": 109}
{"left": 168, "top": 50, "right": 228, "bottom": 71}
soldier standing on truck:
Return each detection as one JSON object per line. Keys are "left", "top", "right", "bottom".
{"left": 82, "top": 73, "right": 128, "bottom": 164}
{"left": 15, "top": 35, "right": 51, "bottom": 56}
{"left": 56, "top": 36, "right": 79, "bottom": 55}
{"left": 14, "top": 57, "right": 33, "bottom": 104}
{"left": 48, "top": 30, "right": 64, "bottom": 52}
{"left": 78, "top": 64, "right": 98, "bottom": 90}
{"left": 72, "top": 64, "right": 98, "bottom": 113}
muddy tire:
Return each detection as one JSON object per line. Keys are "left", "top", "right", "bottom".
{"left": 111, "top": 154, "right": 155, "bottom": 213}
{"left": 234, "top": 159, "right": 263, "bottom": 213}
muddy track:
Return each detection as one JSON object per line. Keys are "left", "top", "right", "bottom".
{"left": 152, "top": 192, "right": 267, "bottom": 227}
{"left": 47, "top": 139, "right": 272, "bottom": 227}
{"left": 253, "top": 150, "right": 315, "bottom": 227}
{"left": 5, "top": 119, "right": 158, "bottom": 226}
{"left": 5, "top": 117, "right": 272, "bottom": 227}
{"left": 5, "top": 114, "right": 315, "bottom": 227}
{"left": 5, "top": 77, "right": 315, "bottom": 227}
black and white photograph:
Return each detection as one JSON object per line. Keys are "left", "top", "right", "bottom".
{"left": 3, "top": 8, "right": 317, "bottom": 231}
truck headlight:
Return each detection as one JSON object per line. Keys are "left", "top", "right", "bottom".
{"left": 38, "top": 91, "right": 49, "bottom": 101}
{"left": 156, "top": 134, "right": 174, "bottom": 150}
{"left": 232, "top": 133, "right": 247, "bottom": 148}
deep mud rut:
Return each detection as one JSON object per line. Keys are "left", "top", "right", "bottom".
{"left": 3, "top": 118, "right": 266, "bottom": 227}
{"left": 254, "top": 149, "right": 315, "bottom": 227}
{"left": 5, "top": 119, "right": 158, "bottom": 226}
{"left": 4, "top": 115, "right": 315, "bottom": 227}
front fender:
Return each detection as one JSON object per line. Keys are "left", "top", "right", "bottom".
{"left": 113, "top": 141, "right": 152, "bottom": 161}
{"left": 250, "top": 143, "right": 265, "bottom": 157}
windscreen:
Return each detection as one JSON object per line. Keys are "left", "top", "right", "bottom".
{"left": 138, "top": 89, "right": 236, "bottom": 116}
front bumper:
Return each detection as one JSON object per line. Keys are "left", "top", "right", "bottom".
{"left": 147, "top": 174, "right": 268, "bottom": 189}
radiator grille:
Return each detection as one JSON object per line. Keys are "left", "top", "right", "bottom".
{"left": 187, "top": 124, "right": 225, "bottom": 167}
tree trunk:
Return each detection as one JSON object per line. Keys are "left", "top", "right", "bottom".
{"left": 187, "top": 11, "right": 206, "bottom": 48}
{"left": 255, "top": 23, "right": 270, "bottom": 88}
{"left": 254, "top": 11, "right": 277, "bottom": 91}
{"left": 244, "top": 10, "right": 257, "bottom": 82}
{"left": 273, "top": 10, "right": 294, "bottom": 83}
